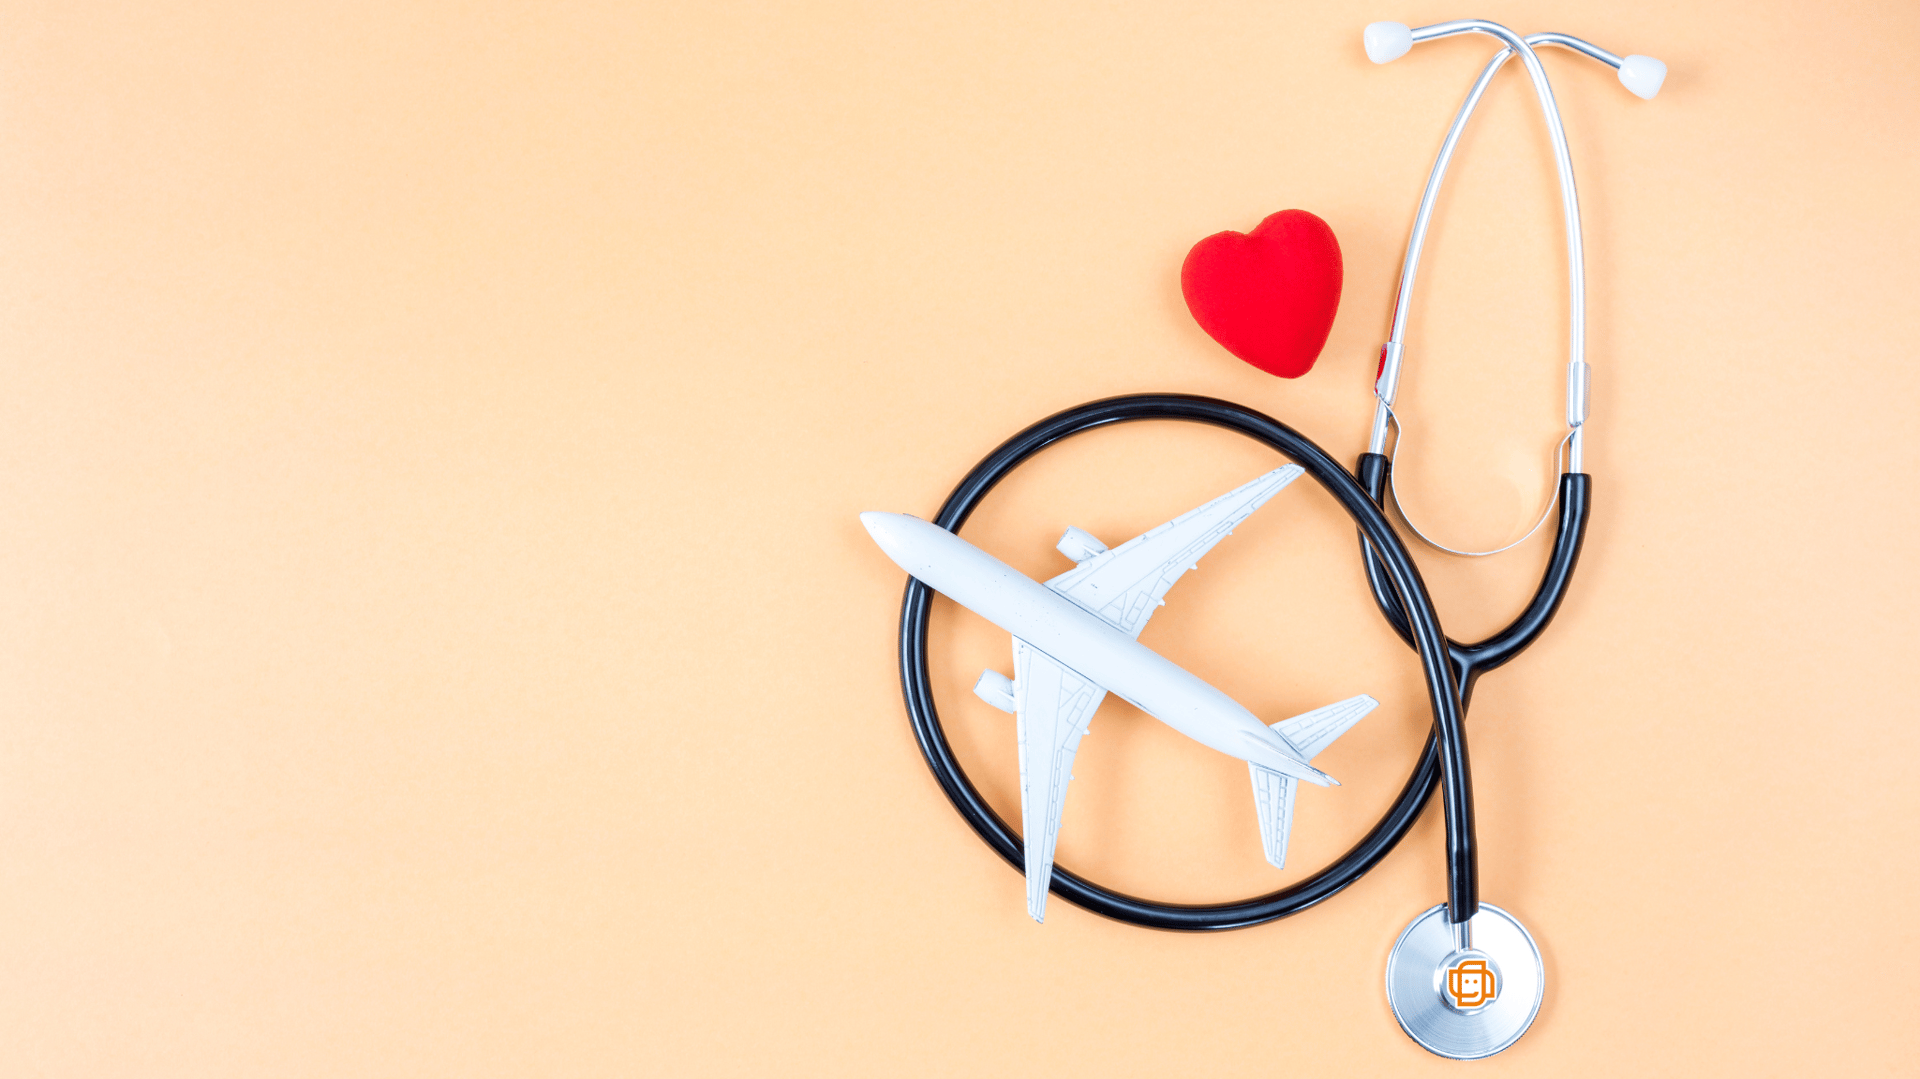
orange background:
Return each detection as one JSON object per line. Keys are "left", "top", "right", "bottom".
{"left": 2, "top": 1, "right": 1915, "bottom": 1074}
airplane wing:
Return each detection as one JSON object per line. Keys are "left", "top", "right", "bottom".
{"left": 1247, "top": 694, "right": 1378, "bottom": 869}
{"left": 1012, "top": 639, "right": 1107, "bottom": 923}
{"left": 1044, "top": 466, "right": 1304, "bottom": 639}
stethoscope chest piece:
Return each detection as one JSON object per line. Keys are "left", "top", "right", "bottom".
{"left": 1386, "top": 903, "right": 1545, "bottom": 1059}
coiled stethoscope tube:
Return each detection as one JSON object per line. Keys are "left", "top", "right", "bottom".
{"left": 900, "top": 394, "right": 1525, "bottom": 930}
{"left": 884, "top": 16, "right": 1649, "bottom": 1062}
{"left": 895, "top": 19, "right": 1632, "bottom": 931}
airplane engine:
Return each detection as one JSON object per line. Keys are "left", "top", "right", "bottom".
{"left": 1056, "top": 526, "right": 1109, "bottom": 563}
{"left": 973, "top": 669, "right": 1016, "bottom": 713}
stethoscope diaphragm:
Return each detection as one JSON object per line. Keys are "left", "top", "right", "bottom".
{"left": 1386, "top": 903, "right": 1546, "bottom": 1060}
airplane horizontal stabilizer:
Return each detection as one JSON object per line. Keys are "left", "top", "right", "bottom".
{"left": 1248, "top": 762, "right": 1299, "bottom": 869}
{"left": 1272, "top": 694, "right": 1378, "bottom": 761}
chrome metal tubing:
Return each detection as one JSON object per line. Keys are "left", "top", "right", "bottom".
{"left": 1528, "top": 31, "right": 1623, "bottom": 68}
{"left": 1368, "top": 23, "right": 1618, "bottom": 468}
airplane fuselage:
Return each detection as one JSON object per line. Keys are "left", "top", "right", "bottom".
{"left": 862, "top": 511, "right": 1329, "bottom": 785}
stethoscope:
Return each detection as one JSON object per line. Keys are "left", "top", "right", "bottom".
{"left": 889, "top": 20, "right": 1659, "bottom": 1059}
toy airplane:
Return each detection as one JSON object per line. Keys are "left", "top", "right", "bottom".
{"left": 862, "top": 467, "right": 1377, "bottom": 922}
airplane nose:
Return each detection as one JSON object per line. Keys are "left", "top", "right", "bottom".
{"left": 860, "top": 511, "right": 940, "bottom": 579}
{"left": 859, "top": 511, "right": 895, "bottom": 544}
{"left": 859, "top": 511, "right": 916, "bottom": 558}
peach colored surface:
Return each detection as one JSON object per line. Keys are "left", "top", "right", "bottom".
{"left": 1, "top": 1, "right": 1915, "bottom": 1075}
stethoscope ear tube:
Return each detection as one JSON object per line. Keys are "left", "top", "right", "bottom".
{"left": 895, "top": 394, "right": 1480, "bottom": 928}
{"left": 1355, "top": 454, "right": 1592, "bottom": 700}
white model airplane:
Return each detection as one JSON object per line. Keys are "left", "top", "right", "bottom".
{"left": 862, "top": 467, "right": 1378, "bottom": 922}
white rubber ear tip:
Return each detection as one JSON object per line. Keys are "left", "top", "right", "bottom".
{"left": 1364, "top": 22, "right": 1413, "bottom": 64}
{"left": 1618, "top": 54, "right": 1666, "bottom": 99}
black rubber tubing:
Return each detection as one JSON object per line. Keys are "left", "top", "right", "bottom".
{"left": 894, "top": 394, "right": 1483, "bottom": 930}
{"left": 1354, "top": 455, "right": 1591, "bottom": 710}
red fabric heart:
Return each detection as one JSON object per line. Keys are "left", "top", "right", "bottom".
{"left": 1181, "top": 209, "right": 1342, "bottom": 379}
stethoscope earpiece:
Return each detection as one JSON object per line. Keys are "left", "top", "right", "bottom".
{"left": 1364, "top": 21, "right": 1414, "bottom": 64}
{"left": 1618, "top": 54, "right": 1667, "bottom": 99}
